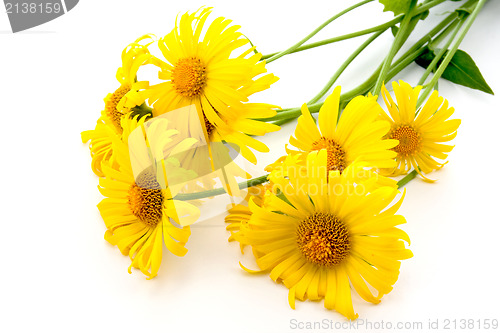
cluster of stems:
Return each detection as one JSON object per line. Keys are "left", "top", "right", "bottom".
{"left": 175, "top": 0, "right": 486, "bottom": 201}
{"left": 264, "top": 0, "right": 485, "bottom": 124}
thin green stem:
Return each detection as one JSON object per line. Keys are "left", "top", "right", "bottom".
{"left": 372, "top": 0, "right": 418, "bottom": 96}
{"left": 263, "top": 102, "right": 322, "bottom": 122}
{"left": 308, "top": 29, "right": 386, "bottom": 105}
{"left": 263, "top": 16, "right": 401, "bottom": 61}
{"left": 174, "top": 174, "right": 269, "bottom": 201}
{"left": 265, "top": 0, "right": 374, "bottom": 64}
{"left": 429, "top": 19, "right": 460, "bottom": 49}
{"left": 338, "top": 45, "right": 428, "bottom": 110}
{"left": 397, "top": 170, "right": 418, "bottom": 188}
{"left": 388, "top": 47, "right": 427, "bottom": 80}
{"left": 417, "top": 19, "right": 464, "bottom": 86}
{"left": 335, "top": 12, "right": 430, "bottom": 106}
{"left": 261, "top": 0, "right": 444, "bottom": 61}
{"left": 268, "top": 47, "right": 436, "bottom": 124}
{"left": 268, "top": 0, "right": 474, "bottom": 126}
{"left": 417, "top": 0, "right": 486, "bottom": 107}
{"left": 394, "top": 13, "right": 458, "bottom": 66}
{"left": 300, "top": 12, "right": 459, "bottom": 116}
{"left": 269, "top": 41, "right": 438, "bottom": 125}
{"left": 273, "top": 6, "right": 460, "bottom": 116}
{"left": 271, "top": 118, "right": 296, "bottom": 127}
{"left": 287, "top": 15, "right": 454, "bottom": 120}
{"left": 417, "top": 0, "right": 448, "bottom": 13}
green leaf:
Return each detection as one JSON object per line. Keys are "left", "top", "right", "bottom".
{"left": 445, "top": 50, "right": 494, "bottom": 94}
{"left": 379, "top": 0, "right": 412, "bottom": 16}
{"left": 415, "top": 48, "right": 494, "bottom": 95}
{"left": 391, "top": 25, "right": 399, "bottom": 37}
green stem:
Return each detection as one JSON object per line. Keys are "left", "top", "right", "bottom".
{"left": 271, "top": 118, "right": 296, "bottom": 127}
{"left": 263, "top": 16, "right": 400, "bottom": 61}
{"left": 394, "top": 13, "right": 458, "bottom": 66}
{"left": 417, "top": 0, "right": 486, "bottom": 107}
{"left": 268, "top": 46, "right": 432, "bottom": 125}
{"left": 336, "top": 45, "right": 427, "bottom": 110}
{"left": 428, "top": 18, "right": 460, "bottom": 49}
{"left": 308, "top": 29, "right": 386, "bottom": 105}
{"left": 372, "top": 0, "right": 418, "bottom": 96}
{"left": 273, "top": 6, "right": 461, "bottom": 116}
{"left": 262, "top": 102, "right": 322, "bottom": 123}
{"left": 417, "top": 20, "right": 464, "bottom": 87}
{"left": 334, "top": 14, "right": 427, "bottom": 107}
{"left": 273, "top": 10, "right": 460, "bottom": 122}
{"left": 387, "top": 46, "right": 427, "bottom": 81}
{"left": 261, "top": 0, "right": 445, "bottom": 62}
{"left": 269, "top": 46, "right": 431, "bottom": 125}
{"left": 174, "top": 174, "right": 269, "bottom": 201}
{"left": 396, "top": 170, "right": 418, "bottom": 188}
{"left": 265, "top": 0, "right": 374, "bottom": 64}
{"left": 379, "top": 11, "right": 459, "bottom": 85}
{"left": 417, "top": 0, "right": 448, "bottom": 12}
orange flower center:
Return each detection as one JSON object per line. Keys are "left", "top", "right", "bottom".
{"left": 171, "top": 57, "right": 207, "bottom": 98}
{"left": 390, "top": 125, "right": 421, "bottom": 155}
{"left": 105, "top": 83, "right": 131, "bottom": 133}
{"left": 311, "top": 137, "right": 346, "bottom": 172}
{"left": 128, "top": 171, "right": 164, "bottom": 226}
{"left": 296, "top": 212, "right": 351, "bottom": 267}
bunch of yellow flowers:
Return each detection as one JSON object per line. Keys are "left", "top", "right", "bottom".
{"left": 82, "top": 1, "right": 490, "bottom": 319}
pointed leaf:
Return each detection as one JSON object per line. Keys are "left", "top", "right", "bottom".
{"left": 415, "top": 48, "right": 494, "bottom": 95}
{"left": 391, "top": 26, "right": 399, "bottom": 37}
{"left": 444, "top": 50, "right": 494, "bottom": 94}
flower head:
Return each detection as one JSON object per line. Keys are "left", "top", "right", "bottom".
{"left": 267, "top": 86, "right": 398, "bottom": 174}
{"left": 381, "top": 81, "right": 461, "bottom": 181}
{"left": 97, "top": 115, "right": 199, "bottom": 279}
{"left": 236, "top": 150, "right": 412, "bottom": 319}
{"left": 82, "top": 35, "right": 155, "bottom": 176}
{"left": 148, "top": 8, "right": 280, "bottom": 164}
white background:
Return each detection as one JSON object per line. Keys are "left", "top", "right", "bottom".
{"left": 1, "top": 1, "right": 499, "bottom": 332}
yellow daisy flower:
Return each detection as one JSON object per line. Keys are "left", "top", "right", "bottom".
{"left": 267, "top": 86, "right": 398, "bottom": 174}
{"left": 81, "top": 35, "right": 155, "bottom": 176}
{"left": 228, "top": 150, "right": 397, "bottom": 252}
{"left": 381, "top": 81, "right": 461, "bottom": 181}
{"left": 228, "top": 151, "right": 396, "bottom": 245}
{"left": 237, "top": 150, "right": 412, "bottom": 319}
{"left": 97, "top": 116, "right": 200, "bottom": 279}
{"left": 147, "top": 7, "right": 280, "bottom": 164}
